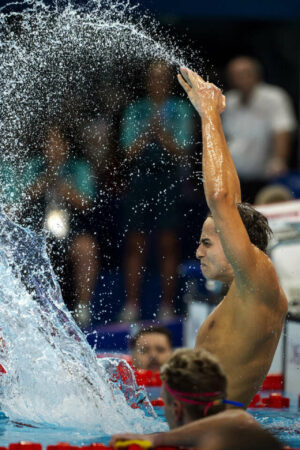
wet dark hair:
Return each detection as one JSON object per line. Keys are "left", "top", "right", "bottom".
{"left": 207, "top": 202, "right": 272, "bottom": 253}
{"left": 130, "top": 326, "right": 173, "bottom": 350}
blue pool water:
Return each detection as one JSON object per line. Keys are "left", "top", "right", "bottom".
{"left": 252, "top": 408, "right": 300, "bottom": 449}
{"left": 0, "top": 406, "right": 299, "bottom": 448}
{"left": 0, "top": 213, "right": 298, "bottom": 447}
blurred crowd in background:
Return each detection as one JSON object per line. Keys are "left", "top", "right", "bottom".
{"left": 0, "top": 5, "right": 299, "bottom": 329}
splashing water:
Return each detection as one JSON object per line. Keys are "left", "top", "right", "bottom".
{"left": 0, "top": 0, "right": 187, "bottom": 432}
{"left": 0, "top": 0, "right": 192, "bottom": 214}
{"left": 0, "top": 210, "right": 166, "bottom": 433}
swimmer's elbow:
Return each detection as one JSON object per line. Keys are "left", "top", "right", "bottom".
{"left": 207, "top": 189, "right": 235, "bottom": 210}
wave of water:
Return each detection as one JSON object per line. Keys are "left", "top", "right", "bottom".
{"left": 0, "top": 210, "right": 167, "bottom": 433}
{"left": 0, "top": 0, "right": 197, "bottom": 433}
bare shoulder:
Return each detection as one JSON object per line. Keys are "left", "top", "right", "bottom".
{"left": 206, "top": 409, "right": 259, "bottom": 428}
{"left": 224, "top": 409, "right": 256, "bottom": 424}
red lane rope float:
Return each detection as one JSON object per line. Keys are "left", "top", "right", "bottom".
{"left": 47, "top": 444, "right": 113, "bottom": 450}
{"left": 133, "top": 370, "right": 161, "bottom": 387}
{"left": 151, "top": 393, "right": 291, "bottom": 409}
{"left": 261, "top": 374, "right": 283, "bottom": 391}
{"left": 150, "top": 397, "right": 164, "bottom": 407}
{"left": 9, "top": 444, "right": 42, "bottom": 450}
{"left": 3, "top": 443, "right": 184, "bottom": 450}
{"left": 3, "top": 443, "right": 300, "bottom": 450}
{"left": 97, "top": 355, "right": 284, "bottom": 391}
{"left": 249, "top": 393, "right": 290, "bottom": 409}
{"left": 134, "top": 371, "right": 285, "bottom": 390}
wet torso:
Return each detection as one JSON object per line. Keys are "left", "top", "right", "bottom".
{"left": 195, "top": 281, "right": 287, "bottom": 407}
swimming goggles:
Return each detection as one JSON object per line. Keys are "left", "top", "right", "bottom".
{"left": 163, "top": 381, "right": 244, "bottom": 416}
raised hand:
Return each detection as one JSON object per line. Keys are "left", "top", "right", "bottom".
{"left": 177, "top": 67, "right": 226, "bottom": 116}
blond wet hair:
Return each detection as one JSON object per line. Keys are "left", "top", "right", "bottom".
{"left": 161, "top": 347, "right": 227, "bottom": 419}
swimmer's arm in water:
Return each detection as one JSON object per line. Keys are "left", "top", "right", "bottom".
{"left": 178, "top": 67, "right": 280, "bottom": 301}
{"left": 110, "top": 409, "right": 257, "bottom": 448}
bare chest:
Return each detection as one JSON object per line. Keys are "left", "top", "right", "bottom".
{"left": 195, "top": 292, "right": 280, "bottom": 363}
{"left": 195, "top": 300, "right": 234, "bottom": 352}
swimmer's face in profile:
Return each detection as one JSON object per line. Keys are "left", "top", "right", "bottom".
{"left": 196, "top": 217, "right": 234, "bottom": 283}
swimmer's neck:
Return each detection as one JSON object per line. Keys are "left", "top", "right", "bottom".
{"left": 211, "top": 278, "right": 233, "bottom": 299}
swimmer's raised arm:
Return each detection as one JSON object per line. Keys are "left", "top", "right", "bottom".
{"left": 178, "top": 67, "right": 241, "bottom": 205}
{"left": 178, "top": 67, "right": 279, "bottom": 300}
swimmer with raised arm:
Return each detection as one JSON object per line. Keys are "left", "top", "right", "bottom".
{"left": 110, "top": 68, "right": 288, "bottom": 448}
{"left": 177, "top": 67, "right": 287, "bottom": 408}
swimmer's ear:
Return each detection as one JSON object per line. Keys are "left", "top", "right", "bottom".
{"left": 173, "top": 399, "right": 184, "bottom": 422}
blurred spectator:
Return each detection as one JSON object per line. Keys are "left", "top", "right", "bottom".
{"left": 223, "top": 56, "right": 297, "bottom": 203}
{"left": 130, "top": 326, "right": 173, "bottom": 371}
{"left": 81, "top": 116, "right": 124, "bottom": 270}
{"left": 24, "top": 125, "right": 99, "bottom": 326}
{"left": 0, "top": 154, "right": 41, "bottom": 216}
{"left": 120, "top": 60, "right": 194, "bottom": 322}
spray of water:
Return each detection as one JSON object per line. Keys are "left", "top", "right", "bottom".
{"left": 0, "top": 0, "right": 188, "bottom": 196}
{"left": 0, "top": 0, "right": 192, "bottom": 432}
{"left": 0, "top": 210, "right": 167, "bottom": 433}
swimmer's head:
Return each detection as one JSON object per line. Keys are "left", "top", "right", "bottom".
{"left": 160, "top": 348, "right": 227, "bottom": 429}
{"left": 196, "top": 216, "right": 234, "bottom": 283}
{"left": 196, "top": 203, "right": 272, "bottom": 282}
